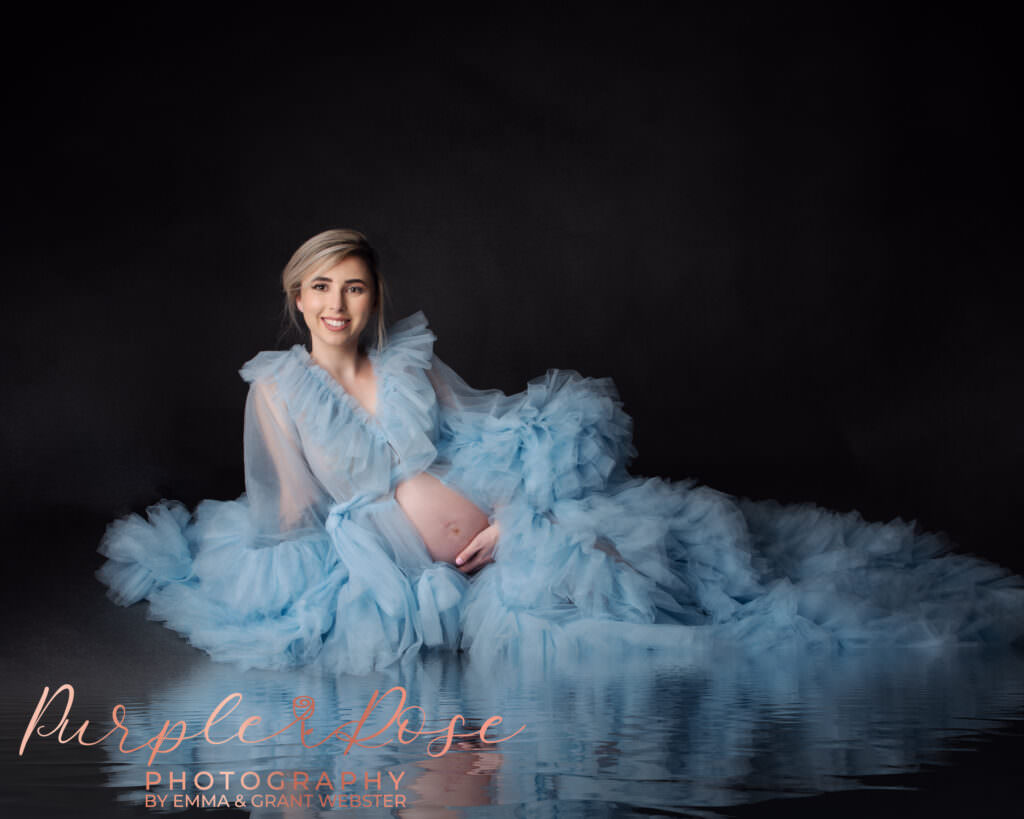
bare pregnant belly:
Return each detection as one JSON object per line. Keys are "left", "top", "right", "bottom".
{"left": 395, "top": 472, "right": 489, "bottom": 564}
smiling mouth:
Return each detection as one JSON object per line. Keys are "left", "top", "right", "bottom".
{"left": 322, "top": 317, "right": 351, "bottom": 331}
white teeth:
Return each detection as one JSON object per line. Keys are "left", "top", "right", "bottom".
{"left": 324, "top": 318, "right": 349, "bottom": 329}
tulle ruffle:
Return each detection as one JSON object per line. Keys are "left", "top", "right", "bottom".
{"left": 96, "top": 500, "right": 193, "bottom": 606}
{"left": 373, "top": 312, "right": 442, "bottom": 483}
{"left": 437, "top": 369, "right": 636, "bottom": 513}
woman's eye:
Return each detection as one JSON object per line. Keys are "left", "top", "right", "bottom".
{"left": 312, "top": 283, "right": 327, "bottom": 291}
{"left": 347, "top": 286, "right": 365, "bottom": 294}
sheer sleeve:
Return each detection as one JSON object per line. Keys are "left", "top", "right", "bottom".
{"left": 427, "top": 354, "right": 636, "bottom": 513}
{"left": 427, "top": 355, "right": 523, "bottom": 416}
{"left": 243, "top": 379, "right": 329, "bottom": 545}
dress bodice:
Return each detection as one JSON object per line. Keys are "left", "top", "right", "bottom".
{"left": 238, "top": 313, "right": 441, "bottom": 542}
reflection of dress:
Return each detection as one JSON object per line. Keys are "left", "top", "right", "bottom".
{"left": 96, "top": 312, "right": 1024, "bottom": 673}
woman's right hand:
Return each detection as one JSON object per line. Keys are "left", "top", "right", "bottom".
{"left": 455, "top": 522, "right": 500, "bottom": 574}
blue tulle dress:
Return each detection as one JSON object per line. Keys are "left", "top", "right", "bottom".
{"left": 96, "top": 313, "right": 1024, "bottom": 673}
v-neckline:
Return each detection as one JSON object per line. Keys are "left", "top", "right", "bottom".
{"left": 298, "top": 345, "right": 384, "bottom": 426}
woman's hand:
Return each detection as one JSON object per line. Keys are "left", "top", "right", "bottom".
{"left": 455, "top": 522, "right": 500, "bottom": 574}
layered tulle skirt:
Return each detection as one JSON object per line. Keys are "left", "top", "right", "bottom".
{"left": 470, "top": 481, "right": 1024, "bottom": 663}
{"left": 97, "top": 475, "right": 1024, "bottom": 675}
{"left": 98, "top": 492, "right": 470, "bottom": 674}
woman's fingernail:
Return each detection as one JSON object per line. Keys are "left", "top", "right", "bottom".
{"left": 455, "top": 557, "right": 463, "bottom": 565}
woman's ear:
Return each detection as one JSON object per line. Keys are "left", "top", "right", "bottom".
{"left": 295, "top": 296, "right": 303, "bottom": 313}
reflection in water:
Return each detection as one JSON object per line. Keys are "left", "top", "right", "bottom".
{"left": 6, "top": 645, "right": 1022, "bottom": 816}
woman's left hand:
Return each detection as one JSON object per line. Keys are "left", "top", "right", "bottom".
{"left": 455, "top": 522, "right": 500, "bottom": 574}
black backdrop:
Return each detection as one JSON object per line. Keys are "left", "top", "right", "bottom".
{"left": 3, "top": 8, "right": 1020, "bottom": 603}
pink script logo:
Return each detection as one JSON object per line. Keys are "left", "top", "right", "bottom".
{"left": 20, "top": 684, "right": 526, "bottom": 766}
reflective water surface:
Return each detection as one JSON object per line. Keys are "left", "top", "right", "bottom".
{"left": 3, "top": 595, "right": 1023, "bottom": 819}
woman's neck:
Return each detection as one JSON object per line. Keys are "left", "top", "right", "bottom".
{"left": 309, "top": 340, "right": 366, "bottom": 383}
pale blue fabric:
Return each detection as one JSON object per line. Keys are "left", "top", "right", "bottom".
{"left": 96, "top": 312, "right": 1024, "bottom": 672}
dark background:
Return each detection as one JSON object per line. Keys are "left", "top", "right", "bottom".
{"left": 2, "top": 7, "right": 1020, "bottom": 606}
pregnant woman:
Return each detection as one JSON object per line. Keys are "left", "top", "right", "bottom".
{"left": 96, "top": 229, "right": 1024, "bottom": 674}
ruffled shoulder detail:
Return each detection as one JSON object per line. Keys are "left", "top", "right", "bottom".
{"left": 375, "top": 311, "right": 436, "bottom": 373}
{"left": 239, "top": 349, "right": 296, "bottom": 384}
{"left": 373, "top": 312, "right": 440, "bottom": 476}
{"left": 239, "top": 344, "right": 364, "bottom": 422}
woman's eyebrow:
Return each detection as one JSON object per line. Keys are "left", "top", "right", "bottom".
{"left": 308, "top": 275, "right": 368, "bottom": 286}
{"left": 310, "top": 275, "right": 366, "bottom": 282}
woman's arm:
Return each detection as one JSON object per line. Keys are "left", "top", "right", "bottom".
{"left": 243, "top": 379, "right": 328, "bottom": 543}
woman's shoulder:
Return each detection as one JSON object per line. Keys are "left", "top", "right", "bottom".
{"left": 239, "top": 345, "right": 307, "bottom": 385}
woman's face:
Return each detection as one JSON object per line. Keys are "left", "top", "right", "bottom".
{"left": 296, "top": 255, "right": 376, "bottom": 355}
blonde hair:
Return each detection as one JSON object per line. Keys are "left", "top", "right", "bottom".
{"left": 282, "top": 229, "right": 387, "bottom": 350}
